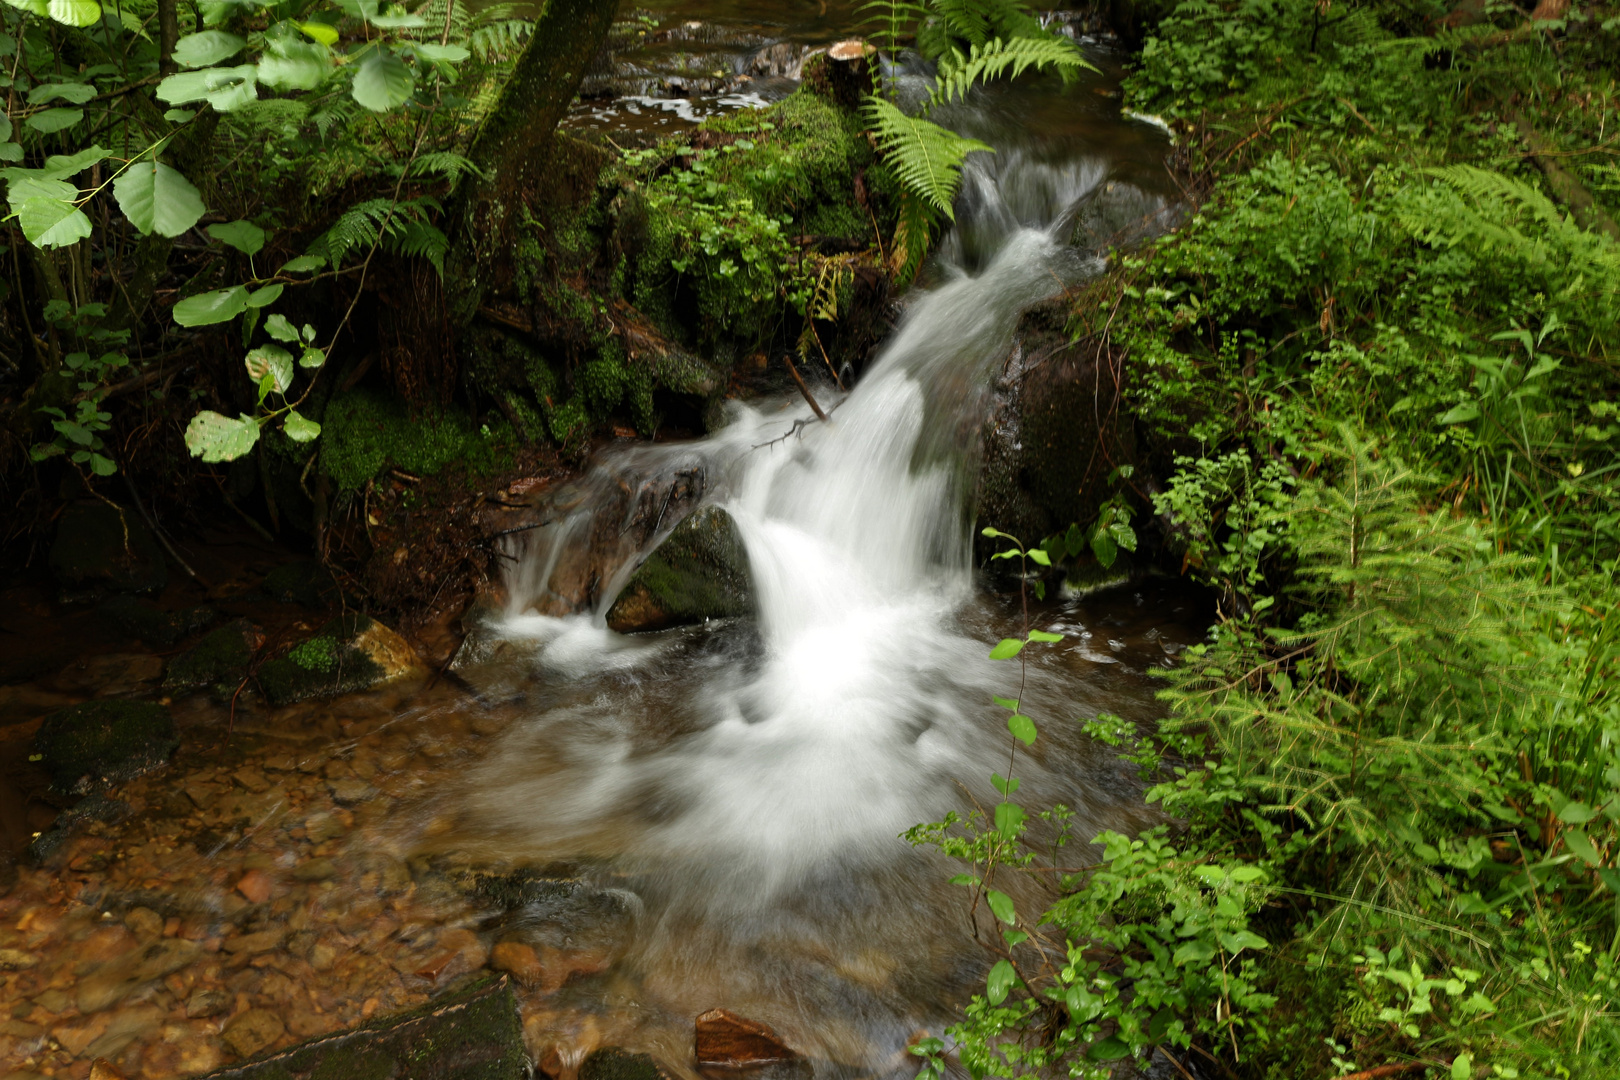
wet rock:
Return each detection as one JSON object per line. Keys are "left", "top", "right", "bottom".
{"left": 76, "top": 938, "right": 202, "bottom": 1013}
{"left": 162, "top": 621, "right": 264, "bottom": 700}
{"left": 29, "top": 791, "right": 133, "bottom": 865}
{"left": 694, "top": 1010, "right": 807, "bottom": 1076}
{"left": 50, "top": 652, "right": 166, "bottom": 698}
{"left": 606, "top": 506, "right": 753, "bottom": 632}
{"left": 84, "top": 1004, "right": 164, "bottom": 1062}
{"left": 0, "top": 948, "right": 38, "bottom": 970}
{"left": 122, "top": 907, "right": 163, "bottom": 942}
{"left": 224, "top": 929, "right": 283, "bottom": 955}
{"left": 261, "top": 560, "right": 340, "bottom": 608}
{"left": 222, "top": 1009, "right": 285, "bottom": 1059}
{"left": 50, "top": 500, "right": 167, "bottom": 598}
{"left": 235, "top": 870, "right": 272, "bottom": 904}
{"left": 412, "top": 927, "right": 486, "bottom": 984}
{"left": 256, "top": 614, "right": 426, "bottom": 706}
{"left": 1068, "top": 180, "right": 1184, "bottom": 258}
{"left": 193, "top": 974, "right": 525, "bottom": 1080}
{"left": 97, "top": 596, "right": 216, "bottom": 648}
{"left": 326, "top": 778, "right": 376, "bottom": 806}
{"left": 34, "top": 701, "right": 178, "bottom": 794}
{"left": 291, "top": 858, "right": 336, "bottom": 882}
{"left": 488, "top": 942, "right": 545, "bottom": 988}
{"left": 491, "top": 882, "right": 640, "bottom": 993}
{"left": 581, "top": 1048, "right": 673, "bottom": 1080}
{"left": 185, "top": 987, "right": 230, "bottom": 1019}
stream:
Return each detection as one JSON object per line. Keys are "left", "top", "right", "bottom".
{"left": 0, "top": 8, "right": 1199, "bottom": 1079}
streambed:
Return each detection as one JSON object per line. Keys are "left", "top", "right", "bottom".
{"left": 0, "top": 7, "right": 1194, "bottom": 1079}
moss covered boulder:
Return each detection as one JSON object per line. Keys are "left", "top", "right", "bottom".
{"left": 196, "top": 974, "right": 525, "bottom": 1078}
{"left": 34, "top": 701, "right": 178, "bottom": 794}
{"left": 258, "top": 614, "right": 427, "bottom": 706}
{"left": 99, "top": 595, "right": 216, "bottom": 648}
{"left": 163, "top": 621, "right": 264, "bottom": 700}
{"left": 49, "top": 499, "right": 167, "bottom": 598}
{"left": 606, "top": 506, "right": 753, "bottom": 632}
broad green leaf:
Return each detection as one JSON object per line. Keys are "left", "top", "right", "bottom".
{"left": 1109, "top": 521, "right": 1137, "bottom": 552}
{"left": 46, "top": 0, "right": 101, "bottom": 26}
{"left": 184, "top": 410, "right": 260, "bottom": 462}
{"left": 369, "top": 11, "right": 426, "bottom": 28}
{"left": 1086, "top": 1037, "right": 1130, "bottom": 1062}
{"left": 1090, "top": 527, "right": 1117, "bottom": 568}
{"left": 245, "top": 344, "right": 293, "bottom": 393}
{"left": 27, "top": 82, "right": 96, "bottom": 105}
{"left": 172, "top": 286, "right": 249, "bottom": 326}
{"left": 1557, "top": 799, "right": 1597, "bottom": 824}
{"left": 34, "top": 145, "right": 108, "bottom": 179}
{"left": 246, "top": 283, "right": 283, "bottom": 308}
{"left": 1451, "top": 1056, "right": 1472, "bottom": 1080}
{"left": 163, "top": 108, "right": 196, "bottom": 122}
{"left": 2, "top": 0, "right": 49, "bottom": 17}
{"left": 984, "top": 959, "right": 1016, "bottom": 1005}
{"left": 207, "top": 219, "right": 267, "bottom": 255}
{"left": 415, "top": 43, "right": 469, "bottom": 63}
{"left": 297, "top": 20, "right": 339, "bottom": 46}
{"left": 988, "top": 637, "right": 1024, "bottom": 660}
{"left": 1026, "top": 547, "right": 1050, "bottom": 566}
{"left": 4, "top": 175, "right": 77, "bottom": 208}
{"left": 279, "top": 254, "right": 324, "bottom": 273}
{"left": 351, "top": 48, "right": 414, "bottom": 111}
{"left": 298, "top": 346, "right": 326, "bottom": 368}
{"left": 51, "top": 418, "right": 93, "bottom": 444}
{"left": 1218, "top": 930, "right": 1269, "bottom": 954}
{"left": 992, "top": 695, "right": 1019, "bottom": 710}
{"left": 283, "top": 409, "right": 321, "bottom": 442}
{"left": 157, "top": 65, "right": 257, "bottom": 112}
{"left": 172, "top": 30, "right": 246, "bottom": 68}
{"left": 1437, "top": 401, "right": 1480, "bottom": 425}
{"left": 0, "top": 144, "right": 22, "bottom": 162}
{"left": 985, "top": 889, "right": 1015, "bottom": 925}
{"left": 25, "top": 108, "right": 84, "bottom": 133}
{"left": 1564, "top": 828, "right": 1601, "bottom": 867}
{"left": 994, "top": 800, "right": 1026, "bottom": 839}
{"left": 258, "top": 42, "right": 331, "bottom": 91}
{"left": 1007, "top": 713, "right": 1036, "bottom": 745}
{"left": 1027, "top": 629, "right": 1062, "bottom": 643}
{"left": 1228, "top": 865, "right": 1267, "bottom": 883}
{"left": 264, "top": 313, "right": 299, "bottom": 342}
{"left": 88, "top": 452, "right": 116, "bottom": 476}
{"left": 16, "top": 198, "right": 91, "bottom": 248}
{"left": 112, "top": 160, "right": 206, "bottom": 237}
{"left": 989, "top": 772, "right": 1019, "bottom": 795}
{"left": 1172, "top": 938, "right": 1215, "bottom": 966}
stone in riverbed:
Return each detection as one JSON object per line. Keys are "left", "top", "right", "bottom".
{"left": 162, "top": 621, "right": 264, "bottom": 700}
{"left": 192, "top": 974, "right": 526, "bottom": 1080}
{"left": 605, "top": 506, "right": 753, "bottom": 633}
{"left": 34, "top": 700, "right": 177, "bottom": 795}
{"left": 222, "top": 1009, "right": 285, "bottom": 1059}
{"left": 98, "top": 596, "right": 216, "bottom": 648}
{"left": 580, "top": 1048, "right": 674, "bottom": 1080}
{"left": 694, "top": 1010, "right": 812, "bottom": 1080}
{"left": 185, "top": 987, "right": 230, "bottom": 1019}
{"left": 256, "top": 614, "right": 427, "bottom": 706}
{"left": 77, "top": 938, "right": 202, "bottom": 1013}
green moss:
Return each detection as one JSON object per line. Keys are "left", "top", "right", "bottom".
{"left": 163, "top": 620, "right": 260, "bottom": 700}
{"left": 321, "top": 387, "right": 506, "bottom": 493}
{"left": 34, "top": 701, "right": 178, "bottom": 793}
{"left": 288, "top": 636, "right": 338, "bottom": 673}
{"left": 258, "top": 615, "right": 387, "bottom": 706}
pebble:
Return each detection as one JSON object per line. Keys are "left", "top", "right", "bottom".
{"left": 291, "top": 858, "right": 337, "bottom": 882}
{"left": 0, "top": 949, "right": 38, "bottom": 970}
{"left": 235, "top": 870, "right": 272, "bottom": 904}
{"left": 222, "top": 1008, "right": 284, "bottom": 1059}
{"left": 489, "top": 941, "right": 545, "bottom": 989}
{"left": 77, "top": 940, "right": 203, "bottom": 1014}
{"left": 122, "top": 908, "right": 163, "bottom": 942}
{"left": 223, "top": 929, "right": 283, "bottom": 955}
{"left": 184, "top": 987, "right": 230, "bottom": 1019}
{"left": 232, "top": 768, "right": 271, "bottom": 794}
{"left": 326, "top": 779, "right": 375, "bottom": 806}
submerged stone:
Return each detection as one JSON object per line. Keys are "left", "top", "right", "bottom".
{"left": 98, "top": 595, "right": 216, "bottom": 647}
{"left": 580, "top": 1048, "right": 673, "bottom": 1080}
{"left": 34, "top": 700, "right": 178, "bottom": 794}
{"left": 257, "top": 614, "right": 426, "bottom": 706}
{"left": 194, "top": 973, "right": 526, "bottom": 1078}
{"left": 695, "top": 1009, "right": 809, "bottom": 1079}
{"left": 163, "top": 620, "right": 264, "bottom": 700}
{"left": 606, "top": 506, "right": 753, "bottom": 632}
{"left": 50, "top": 500, "right": 167, "bottom": 598}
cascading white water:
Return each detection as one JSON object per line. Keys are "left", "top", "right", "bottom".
{"left": 429, "top": 103, "right": 1181, "bottom": 1072}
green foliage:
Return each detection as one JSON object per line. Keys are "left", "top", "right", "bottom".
{"left": 320, "top": 388, "right": 504, "bottom": 492}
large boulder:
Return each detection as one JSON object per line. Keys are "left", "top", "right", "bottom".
{"left": 34, "top": 700, "right": 178, "bottom": 794}
{"left": 50, "top": 500, "right": 166, "bottom": 598}
{"left": 163, "top": 620, "right": 264, "bottom": 700}
{"left": 606, "top": 506, "right": 753, "bottom": 632}
{"left": 257, "top": 614, "right": 426, "bottom": 706}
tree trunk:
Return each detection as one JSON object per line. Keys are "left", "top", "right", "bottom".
{"left": 446, "top": 0, "right": 621, "bottom": 326}
{"left": 157, "top": 0, "right": 180, "bottom": 74}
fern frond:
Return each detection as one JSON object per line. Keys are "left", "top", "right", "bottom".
{"left": 930, "top": 36, "right": 1092, "bottom": 109}
{"left": 407, "top": 151, "right": 488, "bottom": 184}
{"left": 858, "top": 0, "right": 929, "bottom": 52}
{"left": 310, "top": 199, "right": 392, "bottom": 266}
{"left": 386, "top": 219, "right": 450, "bottom": 275}
{"left": 917, "top": 0, "right": 1053, "bottom": 58}
{"left": 889, "top": 189, "right": 934, "bottom": 283}
{"left": 468, "top": 18, "right": 532, "bottom": 62}
{"left": 864, "top": 95, "right": 993, "bottom": 219}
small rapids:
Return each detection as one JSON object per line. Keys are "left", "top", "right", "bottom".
{"left": 417, "top": 75, "right": 1185, "bottom": 1080}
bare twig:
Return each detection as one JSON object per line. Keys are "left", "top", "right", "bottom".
{"left": 783, "top": 353, "right": 829, "bottom": 421}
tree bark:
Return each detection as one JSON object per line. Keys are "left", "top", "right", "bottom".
{"left": 157, "top": 0, "right": 180, "bottom": 74}
{"left": 446, "top": 0, "right": 621, "bottom": 326}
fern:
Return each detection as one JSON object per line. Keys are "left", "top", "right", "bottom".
{"left": 864, "top": 96, "right": 993, "bottom": 219}
{"left": 917, "top": 0, "right": 1055, "bottom": 58}
{"left": 387, "top": 218, "right": 450, "bottom": 275}
{"left": 407, "top": 151, "right": 488, "bottom": 184}
{"left": 930, "top": 35, "right": 1092, "bottom": 108}
{"left": 859, "top": 0, "right": 928, "bottom": 53}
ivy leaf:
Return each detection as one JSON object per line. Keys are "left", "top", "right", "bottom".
{"left": 184, "top": 410, "right": 261, "bottom": 462}
{"left": 988, "top": 638, "right": 1024, "bottom": 660}
{"left": 351, "top": 48, "right": 414, "bottom": 112}
{"left": 207, "top": 219, "right": 267, "bottom": 255}
{"left": 25, "top": 108, "right": 84, "bottom": 133}
{"left": 985, "top": 889, "right": 1015, "bottom": 925}
{"left": 985, "top": 959, "right": 1017, "bottom": 1005}
{"left": 172, "top": 286, "right": 249, "bottom": 326}
{"left": 46, "top": 0, "right": 101, "bottom": 26}
{"left": 172, "top": 30, "right": 247, "bottom": 68}
{"left": 27, "top": 82, "right": 97, "bottom": 105}
{"left": 245, "top": 345, "right": 293, "bottom": 394}
{"left": 16, "top": 198, "right": 92, "bottom": 248}
{"left": 264, "top": 313, "right": 299, "bottom": 342}
{"left": 112, "top": 160, "right": 206, "bottom": 237}
{"left": 1007, "top": 713, "right": 1036, "bottom": 745}
{"left": 283, "top": 410, "right": 321, "bottom": 442}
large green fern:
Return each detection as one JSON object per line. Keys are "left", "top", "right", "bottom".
{"left": 863, "top": 96, "right": 994, "bottom": 220}
{"left": 930, "top": 35, "right": 1092, "bottom": 107}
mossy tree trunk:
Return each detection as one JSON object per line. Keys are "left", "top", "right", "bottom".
{"left": 447, "top": 0, "right": 621, "bottom": 326}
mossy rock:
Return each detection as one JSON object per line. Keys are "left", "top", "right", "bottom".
{"left": 193, "top": 974, "right": 525, "bottom": 1079}
{"left": 99, "top": 596, "right": 217, "bottom": 648}
{"left": 163, "top": 621, "right": 262, "bottom": 700}
{"left": 258, "top": 614, "right": 425, "bottom": 706}
{"left": 49, "top": 500, "right": 167, "bottom": 598}
{"left": 262, "top": 560, "right": 340, "bottom": 608}
{"left": 605, "top": 506, "right": 753, "bottom": 632}
{"left": 320, "top": 388, "right": 509, "bottom": 493}
{"left": 34, "top": 701, "right": 178, "bottom": 794}
{"left": 580, "top": 1049, "right": 673, "bottom": 1080}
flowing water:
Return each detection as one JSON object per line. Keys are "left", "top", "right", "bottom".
{"left": 411, "top": 33, "right": 1194, "bottom": 1076}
